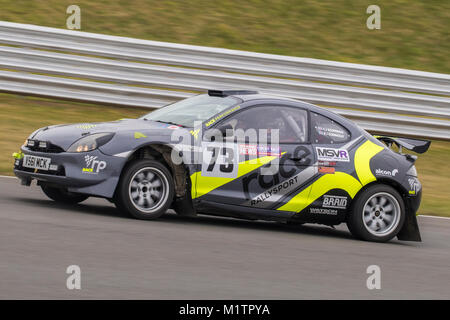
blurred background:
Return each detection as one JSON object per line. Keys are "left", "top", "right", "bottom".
{"left": 0, "top": 0, "right": 449, "bottom": 216}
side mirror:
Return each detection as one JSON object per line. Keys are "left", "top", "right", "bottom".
{"left": 218, "top": 124, "right": 234, "bottom": 137}
{"left": 203, "top": 124, "right": 234, "bottom": 142}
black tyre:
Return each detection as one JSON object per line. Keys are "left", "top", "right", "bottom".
{"left": 114, "top": 159, "right": 174, "bottom": 220}
{"left": 347, "top": 184, "right": 405, "bottom": 242}
{"left": 41, "top": 185, "right": 89, "bottom": 204}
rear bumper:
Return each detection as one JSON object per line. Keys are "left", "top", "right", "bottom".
{"left": 407, "top": 188, "right": 422, "bottom": 216}
{"left": 397, "top": 188, "right": 422, "bottom": 242}
{"left": 13, "top": 147, "right": 126, "bottom": 198}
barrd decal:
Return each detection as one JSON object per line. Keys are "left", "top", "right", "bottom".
{"left": 322, "top": 195, "right": 347, "bottom": 209}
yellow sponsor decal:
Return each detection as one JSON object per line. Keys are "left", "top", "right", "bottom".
{"left": 76, "top": 124, "right": 97, "bottom": 130}
{"left": 354, "top": 140, "right": 384, "bottom": 186}
{"left": 134, "top": 132, "right": 147, "bottom": 139}
{"left": 205, "top": 105, "right": 241, "bottom": 127}
{"left": 190, "top": 129, "right": 200, "bottom": 139}
{"left": 278, "top": 172, "right": 362, "bottom": 212}
{"left": 82, "top": 168, "right": 93, "bottom": 173}
{"left": 278, "top": 139, "right": 383, "bottom": 213}
{"left": 191, "top": 155, "right": 278, "bottom": 199}
{"left": 190, "top": 138, "right": 386, "bottom": 213}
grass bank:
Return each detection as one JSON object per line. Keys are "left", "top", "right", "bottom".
{"left": 0, "top": 0, "right": 448, "bottom": 73}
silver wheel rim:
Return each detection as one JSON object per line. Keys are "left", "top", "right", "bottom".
{"left": 362, "top": 192, "right": 401, "bottom": 236}
{"left": 128, "top": 167, "right": 169, "bottom": 213}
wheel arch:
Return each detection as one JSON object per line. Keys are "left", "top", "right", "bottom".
{"left": 349, "top": 178, "right": 408, "bottom": 211}
{"left": 365, "top": 178, "right": 409, "bottom": 198}
{"left": 116, "top": 143, "right": 192, "bottom": 202}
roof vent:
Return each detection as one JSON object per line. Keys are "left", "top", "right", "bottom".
{"left": 208, "top": 89, "right": 259, "bottom": 97}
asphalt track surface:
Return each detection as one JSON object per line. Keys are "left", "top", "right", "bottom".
{"left": 1, "top": 176, "right": 449, "bottom": 299}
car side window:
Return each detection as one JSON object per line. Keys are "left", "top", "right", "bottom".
{"left": 221, "top": 106, "right": 308, "bottom": 143}
{"left": 311, "top": 112, "right": 350, "bottom": 144}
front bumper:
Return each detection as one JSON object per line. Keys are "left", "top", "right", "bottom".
{"left": 13, "top": 147, "right": 126, "bottom": 198}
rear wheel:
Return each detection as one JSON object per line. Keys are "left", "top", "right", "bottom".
{"left": 114, "top": 159, "right": 174, "bottom": 220}
{"left": 41, "top": 185, "right": 89, "bottom": 204}
{"left": 347, "top": 184, "right": 405, "bottom": 242}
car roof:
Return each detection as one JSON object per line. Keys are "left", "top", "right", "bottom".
{"left": 208, "top": 89, "right": 324, "bottom": 112}
{"left": 206, "top": 90, "right": 361, "bottom": 134}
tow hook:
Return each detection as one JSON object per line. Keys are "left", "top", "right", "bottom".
{"left": 21, "top": 177, "right": 32, "bottom": 186}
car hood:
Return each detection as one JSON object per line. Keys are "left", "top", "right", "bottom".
{"left": 31, "top": 119, "right": 183, "bottom": 151}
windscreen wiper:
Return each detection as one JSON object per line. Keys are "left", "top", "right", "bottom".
{"left": 145, "top": 119, "right": 186, "bottom": 127}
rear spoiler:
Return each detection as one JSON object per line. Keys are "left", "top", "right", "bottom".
{"left": 374, "top": 136, "right": 431, "bottom": 154}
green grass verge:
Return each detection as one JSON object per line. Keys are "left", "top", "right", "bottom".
{"left": 0, "top": 0, "right": 449, "bottom": 74}
{"left": 0, "top": 93, "right": 448, "bottom": 217}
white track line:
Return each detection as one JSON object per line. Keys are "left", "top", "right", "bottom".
{"left": 0, "top": 175, "right": 448, "bottom": 219}
{"left": 419, "top": 215, "right": 450, "bottom": 220}
{"left": 0, "top": 175, "right": 17, "bottom": 179}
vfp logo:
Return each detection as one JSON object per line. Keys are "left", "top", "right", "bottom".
{"left": 83, "top": 156, "right": 106, "bottom": 173}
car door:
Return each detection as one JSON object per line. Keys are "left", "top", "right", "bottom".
{"left": 196, "top": 103, "right": 315, "bottom": 212}
{"left": 306, "top": 111, "right": 355, "bottom": 218}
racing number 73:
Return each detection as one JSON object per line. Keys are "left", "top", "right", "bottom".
{"left": 201, "top": 143, "right": 238, "bottom": 178}
{"left": 206, "top": 146, "right": 234, "bottom": 173}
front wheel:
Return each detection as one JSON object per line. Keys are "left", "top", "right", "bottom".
{"left": 41, "top": 185, "right": 89, "bottom": 204}
{"left": 114, "top": 159, "right": 174, "bottom": 220}
{"left": 347, "top": 184, "right": 405, "bottom": 242}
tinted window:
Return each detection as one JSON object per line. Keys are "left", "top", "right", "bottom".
{"left": 221, "top": 106, "right": 308, "bottom": 143}
{"left": 142, "top": 94, "right": 239, "bottom": 127}
{"left": 311, "top": 112, "right": 350, "bottom": 144}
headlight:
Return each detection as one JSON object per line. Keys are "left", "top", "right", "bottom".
{"left": 67, "top": 133, "right": 114, "bottom": 153}
{"left": 406, "top": 165, "right": 417, "bottom": 177}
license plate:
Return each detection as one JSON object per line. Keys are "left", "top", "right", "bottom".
{"left": 23, "top": 155, "right": 51, "bottom": 171}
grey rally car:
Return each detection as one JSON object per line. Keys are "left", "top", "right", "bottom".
{"left": 13, "top": 90, "right": 430, "bottom": 242}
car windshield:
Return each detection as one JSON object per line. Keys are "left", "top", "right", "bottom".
{"left": 141, "top": 94, "right": 240, "bottom": 127}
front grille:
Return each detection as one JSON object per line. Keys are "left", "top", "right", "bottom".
{"left": 26, "top": 140, "right": 65, "bottom": 153}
